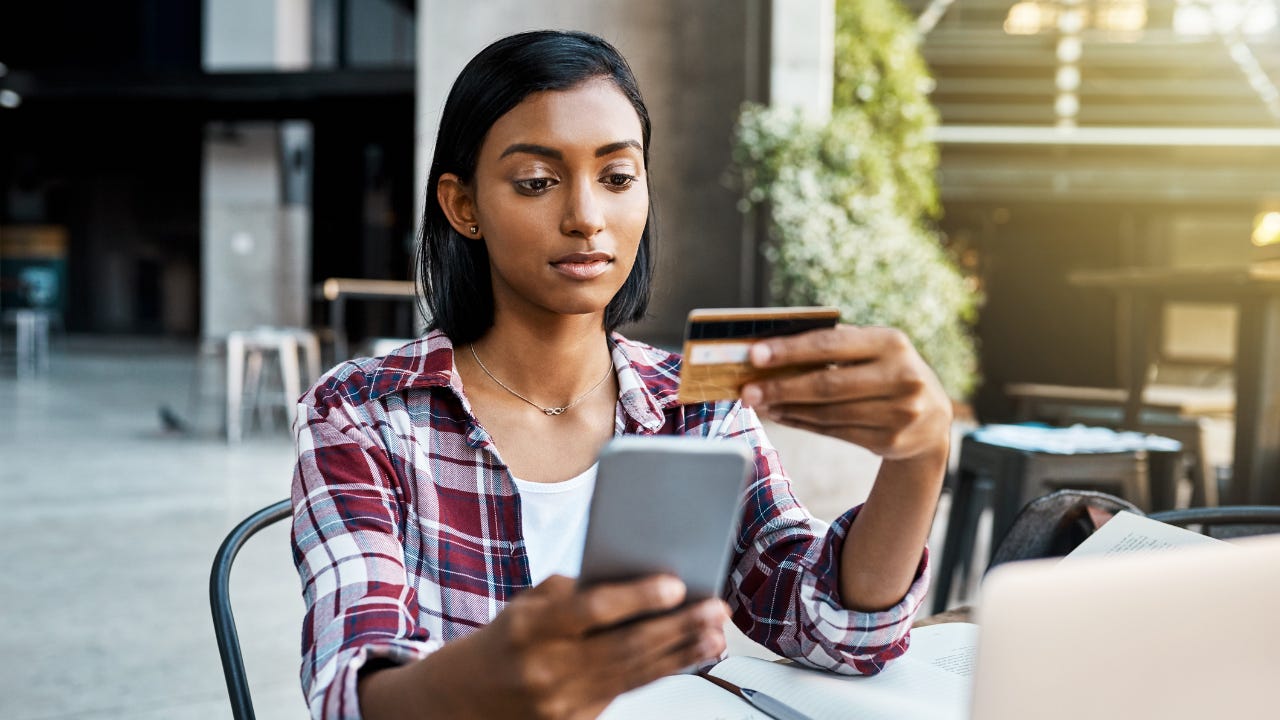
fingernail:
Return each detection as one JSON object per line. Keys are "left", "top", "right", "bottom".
{"left": 658, "top": 577, "right": 685, "bottom": 604}
{"left": 741, "top": 384, "right": 762, "bottom": 406}
{"left": 706, "top": 600, "right": 729, "bottom": 623}
{"left": 701, "top": 633, "right": 726, "bottom": 659}
{"left": 750, "top": 343, "right": 772, "bottom": 367}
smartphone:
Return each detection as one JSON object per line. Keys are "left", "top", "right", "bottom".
{"left": 677, "top": 306, "right": 840, "bottom": 405}
{"left": 578, "top": 436, "right": 754, "bottom": 602}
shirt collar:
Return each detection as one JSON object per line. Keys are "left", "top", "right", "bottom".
{"left": 609, "top": 331, "right": 682, "bottom": 433}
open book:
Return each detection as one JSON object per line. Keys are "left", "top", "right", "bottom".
{"left": 600, "top": 623, "right": 978, "bottom": 720}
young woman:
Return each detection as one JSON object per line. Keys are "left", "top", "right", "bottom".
{"left": 292, "top": 30, "right": 951, "bottom": 720}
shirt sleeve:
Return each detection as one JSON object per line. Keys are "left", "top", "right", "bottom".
{"left": 710, "top": 402, "right": 931, "bottom": 675}
{"left": 292, "top": 400, "right": 443, "bottom": 720}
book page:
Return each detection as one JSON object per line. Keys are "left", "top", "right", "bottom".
{"left": 903, "top": 621, "right": 979, "bottom": 678}
{"left": 598, "top": 675, "right": 766, "bottom": 720}
{"left": 708, "top": 623, "right": 978, "bottom": 720}
{"left": 1060, "top": 510, "right": 1224, "bottom": 564}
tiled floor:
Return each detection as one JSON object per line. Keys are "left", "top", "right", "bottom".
{"left": 1, "top": 338, "right": 307, "bottom": 720}
{"left": 0, "top": 337, "right": 962, "bottom": 719}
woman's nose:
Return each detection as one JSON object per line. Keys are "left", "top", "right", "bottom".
{"left": 560, "top": 181, "right": 606, "bottom": 239}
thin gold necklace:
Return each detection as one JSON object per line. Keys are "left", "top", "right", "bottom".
{"left": 469, "top": 343, "right": 614, "bottom": 416}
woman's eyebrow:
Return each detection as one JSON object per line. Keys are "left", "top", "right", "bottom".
{"left": 595, "top": 140, "right": 642, "bottom": 157}
{"left": 497, "top": 140, "right": 642, "bottom": 160}
{"left": 499, "top": 143, "right": 562, "bottom": 160}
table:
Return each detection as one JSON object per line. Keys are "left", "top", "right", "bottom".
{"left": 314, "top": 278, "right": 418, "bottom": 361}
{"left": 1005, "top": 382, "right": 1234, "bottom": 421}
{"left": 1069, "top": 263, "right": 1280, "bottom": 504}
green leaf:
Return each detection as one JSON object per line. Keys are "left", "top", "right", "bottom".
{"left": 730, "top": 0, "right": 983, "bottom": 398}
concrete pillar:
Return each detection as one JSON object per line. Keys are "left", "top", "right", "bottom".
{"left": 770, "top": 0, "right": 836, "bottom": 118}
{"left": 201, "top": 122, "right": 313, "bottom": 338}
{"left": 201, "top": 1, "right": 314, "bottom": 338}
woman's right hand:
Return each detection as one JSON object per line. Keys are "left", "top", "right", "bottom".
{"left": 358, "top": 574, "right": 729, "bottom": 720}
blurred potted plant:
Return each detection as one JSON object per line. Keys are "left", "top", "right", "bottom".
{"left": 734, "top": 0, "right": 980, "bottom": 400}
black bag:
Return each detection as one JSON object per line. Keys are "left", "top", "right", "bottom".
{"left": 988, "top": 489, "right": 1142, "bottom": 570}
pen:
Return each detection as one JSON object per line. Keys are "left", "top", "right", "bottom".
{"left": 697, "top": 672, "right": 817, "bottom": 720}
{"left": 739, "top": 687, "right": 817, "bottom": 720}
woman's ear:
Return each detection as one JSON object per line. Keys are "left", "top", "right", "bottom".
{"left": 437, "top": 173, "right": 483, "bottom": 239}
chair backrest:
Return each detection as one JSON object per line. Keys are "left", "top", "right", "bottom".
{"left": 1148, "top": 505, "right": 1280, "bottom": 540}
{"left": 1155, "top": 301, "right": 1236, "bottom": 385}
{"left": 209, "top": 499, "right": 293, "bottom": 720}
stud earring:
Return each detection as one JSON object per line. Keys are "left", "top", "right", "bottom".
{"left": 469, "top": 225, "right": 479, "bottom": 235}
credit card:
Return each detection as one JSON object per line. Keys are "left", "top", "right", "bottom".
{"left": 677, "top": 306, "right": 840, "bottom": 405}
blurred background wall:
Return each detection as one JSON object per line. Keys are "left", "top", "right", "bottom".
{"left": 0, "top": 0, "right": 418, "bottom": 342}
{"left": 2, "top": 0, "right": 1278, "bottom": 425}
{"left": 0, "top": 0, "right": 836, "bottom": 350}
{"left": 900, "top": 0, "right": 1280, "bottom": 420}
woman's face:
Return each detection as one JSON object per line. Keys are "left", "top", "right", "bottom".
{"left": 449, "top": 77, "right": 649, "bottom": 324}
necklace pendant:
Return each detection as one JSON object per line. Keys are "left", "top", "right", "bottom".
{"left": 544, "top": 407, "right": 566, "bottom": 416}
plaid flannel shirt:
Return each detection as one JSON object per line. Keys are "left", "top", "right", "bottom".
{"left": 291, "top": 329, "right": 930, "bottom": 720}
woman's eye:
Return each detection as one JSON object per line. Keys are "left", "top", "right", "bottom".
{"left": 514, "top": 177, "right": 556, "bottom": 194}
{"left": 603, "top": 174, "right": 636, "bottom": 189}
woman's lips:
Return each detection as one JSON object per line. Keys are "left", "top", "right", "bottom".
{"left": 551, "top": 252, "right": 613, "bottom": 280}
{"left": 551, "top": 259, "right": 612, "bottom": 280}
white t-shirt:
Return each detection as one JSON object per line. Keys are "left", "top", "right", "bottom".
{"left": 511, "top": 463, "right": 598, "bottom": 586}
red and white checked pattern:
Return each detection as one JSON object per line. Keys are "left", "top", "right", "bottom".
{"left": 291, "top": 329, "right": 929, "bottom": 719}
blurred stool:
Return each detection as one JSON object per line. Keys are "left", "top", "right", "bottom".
{"left": 4, "top": 308, "right": 52, "bottom": 376}
{"left": 226, "top": 327, "right": 321, "bottom": 443}
{"left": 932, "top": 425, "right": 1181, "bottom": 613}
{"left": 1007, "top": 382, "right": 1231, "bottom": 508}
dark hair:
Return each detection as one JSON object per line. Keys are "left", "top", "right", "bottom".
{"left": 417, "top": 30, "right": 655, "bottom": 344}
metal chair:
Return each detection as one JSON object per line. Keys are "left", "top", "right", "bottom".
{"left": 1149, "top": 505, "right": 1280, "bottom": 540}
{"left": 209, "top": 499, "right": 293, "bottom": 720}
{"left": 933, "top": 429, "right": 1181, "bottom": 614}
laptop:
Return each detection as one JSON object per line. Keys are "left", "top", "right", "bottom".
{"left": 969, "top": 532, "right": 1280, "bottom": 719}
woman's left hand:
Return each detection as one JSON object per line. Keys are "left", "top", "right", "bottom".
{"left": 740, "top": 325, "right": 952, "bottom": 462}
